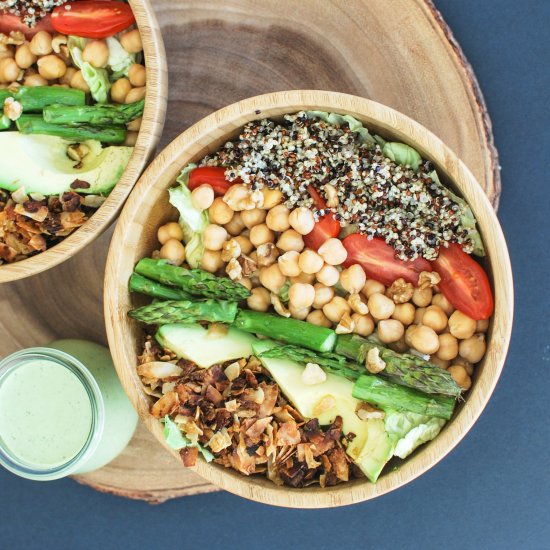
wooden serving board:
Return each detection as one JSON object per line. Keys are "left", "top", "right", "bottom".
{"left": 0, "top": 0, "right": 500, "bottom": 503}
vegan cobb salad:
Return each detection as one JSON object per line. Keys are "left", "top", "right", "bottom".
{"left": 129, "top": 111, "right": 493, "bottom": 488}
{"left": 0, "top": 1, "right": 146, "bottom": 264}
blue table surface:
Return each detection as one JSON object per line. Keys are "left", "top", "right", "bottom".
{"left": 2, "top": 1, "right": 549, "bottom": 548}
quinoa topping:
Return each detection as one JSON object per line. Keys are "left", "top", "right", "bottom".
{"left": 0, "top": 1, "right": 69, "bottom": 27}
{"left": 202, "top": 112, "right": 476, "bottom": 261}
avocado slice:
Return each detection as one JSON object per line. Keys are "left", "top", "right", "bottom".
{"left": 0, "top": 132, "right": 133, "bottom": 196}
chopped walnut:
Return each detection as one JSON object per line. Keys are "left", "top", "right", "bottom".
{"left": 67, "top": 143, "right": 90, "bottom": 164}
{"left": 52, "top": 34, "right": 68, "bottom": 54}
{"left": 301, "top": 363, "right": 327, "bottom": 386}
{"left": 335, "top": 312, "right": 355, "bottom": 334}
{"left": 221, "top": 238, "right": 241, "bottom": 262}
{"left": 226, "top": 257, "right": 242, "bottom": 280}
{"left": 366, "top": 347, "right": 386, "bottom": 374}
{"left": 237, "top": 254, "right": 257, "bottom": 277}
{"left": 418, "top": 271, "right": 442, "bottom": 290}
{"left": 387, "top": 278, "right": 414, "bottom": 303}
{"left": 356, "top": 403, "right": 385, "bottom": 420}
{"left": 0, "top": 31, "right": 25, "bottom": 46}
{"left": 348, "top": 293, "right": 369, "bottom": 314}
{"left": 3, "top": 98, "right": 22, "bottom": 121}
{"left": 271, "top": 293, "right": 291, "bottom": 317}
{"left": 223, "top": 184, "right": 264, "bottom": 211}
{"left": 322, "top": 184, "right": 339, "bottom": 207}
{"left": 256, "top": 242, "right": 279, "bottom": 267}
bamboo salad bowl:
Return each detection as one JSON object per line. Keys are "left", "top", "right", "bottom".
{"left": 105, "top": 90, "right": 514, "bottom": 508}
{"left": 0, "top": 0, "right": 167, "bottom": 283}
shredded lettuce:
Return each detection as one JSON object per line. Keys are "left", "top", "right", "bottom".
{"left": 106, "top": 37, "right": 136, "bottom": 80}
{"left": 382, "top": 142, "right": 422, "bottom": 171}
{"left": 169, "top": 163, "right": 210, "bottom": 268}
{"left": 163, "top": 416, "right": 214, "bottom": 462}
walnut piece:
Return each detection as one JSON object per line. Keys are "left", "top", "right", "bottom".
{"left": 335, "top": 312, "right": 355, "bottom": 334}
{"left": 418, "top": 270, "right": 441, "bottom": 290}
{"left": 3, "top": 98, "right": 22, "bottom": 121}
{"left": 387, "top": 278, "right": 414, "bottom": 303}
{"left": 256, "top": 242, "right": 279, "bottom": 267}
{"left": 366, "top": 347, "right": 386, "bottom": 374}
{"left": 221, "top": 238, "right": 241, "bottom": 262}
{"left": 226, "top": 258, "right": 243, "bottom": 280}
{"left": 223, "top": 184, "right": 264, "bottom": 211}
{"left": 301, "top": 363, "right": 327, "bottom": 386}
{"left": 322, "top": 184, "right": 339, "bottom": 207}
{"left": 271, "top": 293, "right": 291, "bottom": 317}
{"left": 237, "top": 254, "right": 258, "bottom": 277}
{"left": 348, "top": 293, "right": 369, "bottom": 314}
{"left": 356, "top": 403, "right": 385, "bottom": 420}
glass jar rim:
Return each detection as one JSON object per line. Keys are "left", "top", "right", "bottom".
{"left": 0, "top": 347, "right": 105, "bottom": 481}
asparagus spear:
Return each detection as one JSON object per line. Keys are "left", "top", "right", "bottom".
{"left": 353, "top": 375, "right": 455, "bottom": 420}
{"left": 0, "top": 116, "right": 11, "bottom": 131}
{"left": 335, "top": 334, "right": 461, "bottom": 398}
{"left": 134, "top": 258, "right": 251, "bottom": 301}
{"left": 43, "top": 99, "right": 144, "bottom": 126}
{"left": 233, "top": 310, "right": 336, "bottom": 353}
{"left": 129, "top": 273, "right": 194, "bottom": 301}
{"left": 14, "top": 86, "right": 86, "bottom": 112}
{"left": 128, "top": 299, "right": 238, "bottom": 325}
{"left": 0, "top": 90, "right": 12, "bottom": 104}
{"left": 16, "top": 115, "right": 126, "bottom": 144}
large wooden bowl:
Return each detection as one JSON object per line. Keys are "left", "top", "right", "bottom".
{"left": 105, "top": 90, "right": 514, "bottom": 508}
{"left": 0, "top": 0, "right": 167, "bottom": 283}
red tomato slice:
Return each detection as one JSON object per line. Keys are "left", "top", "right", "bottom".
{"left": 188, "top": 166, "right": 240, "bottom": 196}
{"left": 342, "top": 234, "right": 432, "bottom": 286}
{"left": 52, "top": 1, "right": 135, "bottom": 39}
{"left": 303, "top": 185, "right": 340, "bottom": 250}
{"left": 432, "top": 243, "right": 494, "bottom": 320}
{"left": 0, "top": 14, "right": 55, "bottom": 38}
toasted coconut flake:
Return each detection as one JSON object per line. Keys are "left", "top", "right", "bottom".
{"left": 137, "top": 361, "right": 183, "bottom": 380}
{"left": 276, "top": 420, "right": 301, "bottom": 446}
{"left": 224, "top": 361, "right": 241, "bottom": 381}
{"left": 225, "top": 399, "right": 238, "bottom": 412}
{"left": 208, "top": 428, "right": 232, "bottom": 453}
{"left": 180, "top": 446, "right": 199, "bottom": 467}
{"left": 150, "top": 391, "right": 179, "bottom": 418}
{"left": 11, "top": 187, "right": 28, "bottom": 204}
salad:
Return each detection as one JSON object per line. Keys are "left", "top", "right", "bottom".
{"left": 0, "top": 1, "right": 146, "bottom": 264}
{"left": 129, "top": 111, "right": 493, "bottom": 487}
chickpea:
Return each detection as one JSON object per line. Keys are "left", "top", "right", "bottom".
{"left": 208, "top": 197, "right": 234, "bottom": 225}
{"left": 298, "top": 249, "right": 324, "bottom": 274}
{"left": 389, "top": 337, "right": 409, "bottom": 354}
{"left": 70, "top": 70, "right": 90, "bottom": 92}
{"left": 339, "top": 264, "right": 366, "bottom": 294}
{"left": 422, "top": 305, "right": 448, "bottom": 333}
{"left": 278, "top": 251, "right": 301, "bottom": 277}
{"left": 476, "top": 319, "right": 489, "bottom": 333}
{"left": 459, "top": 334, "right": 486, "bottom": 363}
{"left": 318, "top": 238, "right": 347, "bottom": 265}
{"left": 60, "top": 66, "right": 77, "bottom": 86}
{"left": 259, "top": 264, "right": 286, "bottom": 293}
{"left": 436, "top": 333, "right": 459, "bottom": 361}
{"left": 276, "top": 229, "right": 304, "bottom": 252}
{"left": 407, "top": 325, "right": 440, "bottom": 355}
{"left": 234, "top": 235, "right": 253, "bottom": 255}
{"left": 351, "top": 313, "right": 375, "bottom": 337}
{"left": 290, "top": 272, "right": 315, "bottom": 285}
{"left": 367, "top": 293, "right": 395, "bottom": 320}
{"left": 453, "top": 356, "right": 474, "bottom": 375}
{"left": 266, "top": 204, "right": 290, "bottom": 232}
{"left": 312, "top": 283, "right": 334, "bottom": 309}
{"left": 250, "top": 224, "right": 274, "bottom": 247}
{"left": 261, "top": 187, "right": 283, "bottom": 209}
{"left": 307, "top": 309, "right": 332, "bottom": 328}
{"left": 288, "top": 283, "right": 315, "bottom": 309}
{"left": 123, "top": 131, "right": 138, "bottom": 146}
{"left": 15, "top": 43, "right": 37, "bottom": 69}
{"left": 316, "top": 264, "right": 340, "bottom": 287}
{"left": 200, "top": 249, "right": 223, "bottom": 273}
{"left": 247, "top": 287, "right": 271, "bottom": 312}
{"left": 222, "top": 212, "right": 243, "bottom": 236}
{"left": 392, "top": 302, "right": 415, "bottom": 326}
{"left": 241, "top": 208, "right": 266, "bottom": 228}
{"left": 288, "top": 207, "right": 315, "bottom": 235}
{"left": 0, "top": 45, "right": 14, "bottom": 61}
{"left": 412, "top": 287, "right": 433, "bottom": 307}
{"left": 362, "top": 279, "right": 385, "bottom": 298}
{"left": 239, "top": 277, "right": 252, "bottom": 290}
{"left": 24, "top": 73, "right": 48, "bottom": 87}
{"left": 430, "top": 356, "right": 450, "bottom": 369}
{"left": 203, "top": 224, "right": 228, "bottom": 251}
{"left": 128, "top": 63, "right": 146, "bottom": 87}
{"left": 448, "top": 310, "right": 477, "bottom": 340}
{"left": 120, "top": 29, "right": 143, "bottom": 53}
{"left": 159, "top": 239, "right": 185, "bottom": 266}
{"left": 82, "top": 40, "right": 109, "bottom": 68}
{"left": 448, "top": 365, "right": 472, "bottom": 390}
{"left": 37, "top": 54, "right": 66, "bottom": 80}
{"left": 414, "top": 307, "right": 426, "bottom": 325}
{"left": 157, "top": 222, "right": 183, "bottom": 245}
{"left": 377, "top": 319, "right": 405, "bottom": 343}
{"left": 432, "top": 293, "right": 454, "bottom": 316}
{"left": 0, "top": 58, "right": 21, "bottom": 83}
{"left": 111, "top": 77, "right": 132, "bottom": 103}
{"left": 128, "top": 116, "right": 143, "bottom": 131}
{"left": 30, "top": 31, "right": 52, "bottom": 56}
{"left": 189, "top": 184, "right": 214, "bottom": 211}
{"left": 289, "top": 303, "right": 311, "bottom": 320}
{"left": 125, "top": 86, "right": 146, "bottom": 104}
{"left": 322, "top": 296, "right": 351, "bottom": 323}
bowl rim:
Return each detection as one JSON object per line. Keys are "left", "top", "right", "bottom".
{"left": 104, "top": 90, "right": 514, "bottom": 508}
{"left": 0, "top": 0, "right": 168, "bottom": 283}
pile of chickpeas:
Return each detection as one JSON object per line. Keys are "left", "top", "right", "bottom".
{"left": 156, "top": 182, "right": 488, "bottom": 392}
{"left": 0, "top": 28, "right": 145, "bottom": 145}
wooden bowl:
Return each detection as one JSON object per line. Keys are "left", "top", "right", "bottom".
{"left": 104, "top": 90, "right": 513, "bottom": 508}
{"left": 0, "top": 0, "right": 167, "bottom": 283}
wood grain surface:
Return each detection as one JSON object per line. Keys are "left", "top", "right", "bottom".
{"left": 0, "top": 0, "right": 503, "bottom": 503}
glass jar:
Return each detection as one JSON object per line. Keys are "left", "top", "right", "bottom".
{"left": 0, "top": 340, "right": 138, "bottom": 481}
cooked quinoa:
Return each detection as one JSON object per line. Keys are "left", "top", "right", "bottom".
{"left": 0, "top": 1, "right": 69, "bottom": 27}
{"left": 202, "top": 112, "right": 475, "bottom": 261}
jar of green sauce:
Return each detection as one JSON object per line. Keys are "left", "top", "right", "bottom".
{"left": 0, "top": 339, "right": 138, "bottom": 481}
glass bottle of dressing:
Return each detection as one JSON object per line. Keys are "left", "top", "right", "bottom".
{"left": 0, "top": 340, "right": 138, "bottom": 481}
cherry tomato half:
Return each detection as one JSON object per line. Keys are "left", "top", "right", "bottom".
{"left": 432, "top": 243, "right": 494, "bottom": 320}
{"left": 188, "top": 167, "right": 240, "bottom": 196}
{"left": 342, "top": 233, "right": 432, "bottom": 286}
{"left": 0, "top": 14, "right": 55, "bottom": 38}
{"left": 303, "top": 185, "right": 341, "bottom": 250}
{"left": 51, "top": 1, "right": 135, "bottom": 39}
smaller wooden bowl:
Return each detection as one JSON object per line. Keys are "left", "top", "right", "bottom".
{"left": 0, "top": 0, "right": 167, "bottom": 283}
{"left": 105, "top": 90, "right": 514, "bottom": 508}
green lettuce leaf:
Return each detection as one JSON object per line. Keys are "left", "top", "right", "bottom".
{"left": 106, "top": 37, "right": 136, "bottom": 80}
{"left": 169, "top": 163, "right": 210, "bottom": 268}
{"left": 382, "top": 142, "right": 422, "bottom": 170}
{"left": 162, "top": 416, "right": 214, "bottom": 462}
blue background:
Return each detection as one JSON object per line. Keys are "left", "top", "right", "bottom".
{"left": 1, "top": 1, "right": 549, "bottom": 548}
